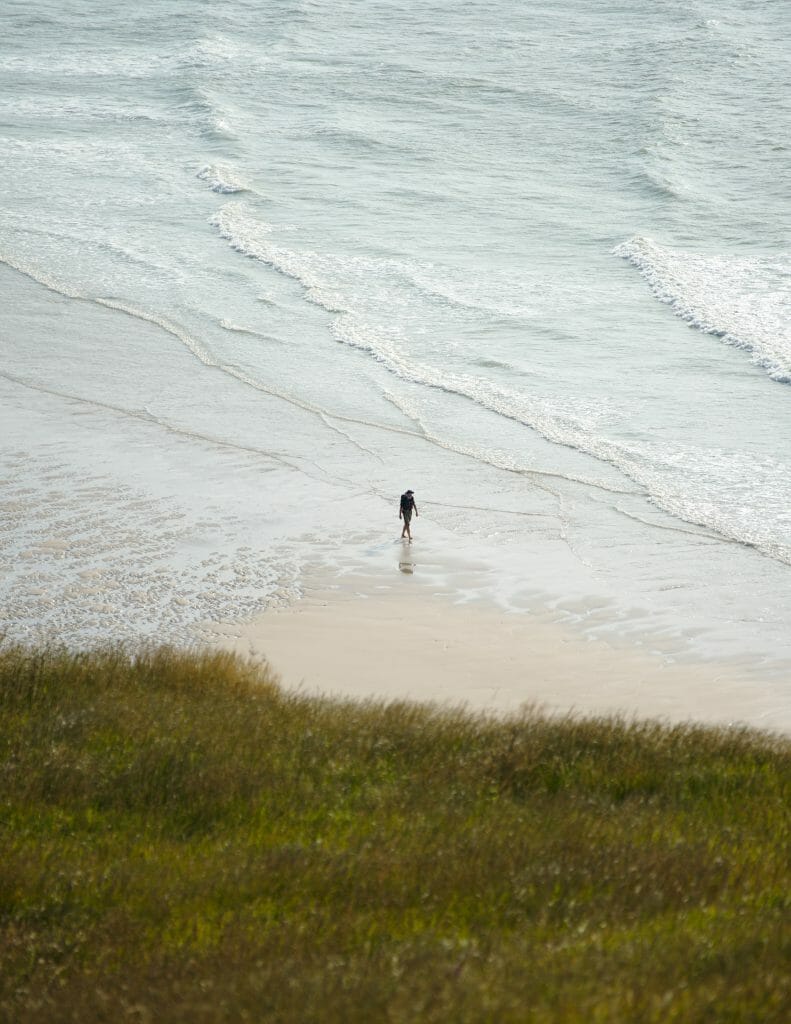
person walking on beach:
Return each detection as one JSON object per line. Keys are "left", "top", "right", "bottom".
{"left": 399, "top": 488, "right": 418, "bottom": 541}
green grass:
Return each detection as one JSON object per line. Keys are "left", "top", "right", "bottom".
{"left": 1, "top": 644, "right": 789, "bottom": 1022}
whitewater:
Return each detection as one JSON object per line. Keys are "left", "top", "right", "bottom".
{"left": 1, "top": 0, "right": 790, "bottom": 676}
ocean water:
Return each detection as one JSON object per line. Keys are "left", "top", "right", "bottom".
{"left": 1, "top": 0, "right": 790, "bottom": 679}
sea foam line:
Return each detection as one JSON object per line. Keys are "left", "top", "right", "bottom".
{"left": 614, "top": 235, "right": 791, "bottom": 383}
{"left": 0, "top": 251, "right": 425, "bottom": 459}
{"left": 209, "top": 207, "right": 791, "bottom": 565}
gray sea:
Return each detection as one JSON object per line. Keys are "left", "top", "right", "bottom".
{"left": 1, "top": 0, "right": 790, "bottom": 688}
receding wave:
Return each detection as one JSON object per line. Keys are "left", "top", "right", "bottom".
{"left": 614, "top": 236, "right": 791, "bottom": 383}
{"left": 0, "top": 250, "right": 215, "bottom": 367}
{"left": 209, "top": 205, "right": 604, "bottom": 448}
{"left": 0, "top": 249, "right": 416, "bottom": 465}
{"left": 210, "top": 204, "right": 351, "bottom": 314}
{"left": 211, "top": 202, "right": 533, "bottom": 322}
{"left": 0, "top": 220, "right": 173, "bottom": 278}
{"left": 396, "top": 263, "right": 535, "bottom": 320}
{"left": 208, "top": 208, "right": 791, "bottom": 564}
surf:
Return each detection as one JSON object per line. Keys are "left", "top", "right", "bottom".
{"left": 615, "top": 236, "right": 791, "bottom": 383}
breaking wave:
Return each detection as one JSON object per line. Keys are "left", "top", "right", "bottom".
{"left": 209, "top": 207, "right": 791, "bottom": 564}
{"left": 197, "top": 164, "right": 249, "bottom": 194}
{"left": 615, "top": 236, "right": 791, "bottom": 383}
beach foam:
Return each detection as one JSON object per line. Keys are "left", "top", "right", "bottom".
{"left": 615, "top": 236, "right": 791, "bottom": 383}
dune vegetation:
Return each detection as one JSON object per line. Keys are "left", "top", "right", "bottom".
{"left": 1, "top": 643, "right": 789, "bottom": 1022}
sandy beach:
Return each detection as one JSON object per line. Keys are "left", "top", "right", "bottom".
{"left": 205, "top": 567, "right": 791, "bottom": 735}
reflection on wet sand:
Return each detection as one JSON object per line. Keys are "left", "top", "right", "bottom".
{"left": 398, "top": 542, "right": 415, "bottom": 575}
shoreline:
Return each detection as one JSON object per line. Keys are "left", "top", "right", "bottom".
{"left": 2, "top": 256, "right": 789, "bottom": 731}
{"left": 204, "top": 571, "right": 791, "bottom": 736}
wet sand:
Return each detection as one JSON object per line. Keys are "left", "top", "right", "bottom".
{"left": 205, "top": 575, "right": 791, "bottom": 735}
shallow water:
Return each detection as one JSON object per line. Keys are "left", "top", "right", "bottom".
{"left": 1, "top": 0, "right": 790, "bottom": 677}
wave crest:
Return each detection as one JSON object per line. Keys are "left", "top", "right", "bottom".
{"left": 197, "top": 164, "right": 248, "bottom": 194}
{"left": 615, "top": 235, "right": 791, "bottom": 383}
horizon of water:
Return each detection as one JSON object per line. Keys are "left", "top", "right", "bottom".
{"left": 1, "top": 0, "right": 791, "bottom": 676}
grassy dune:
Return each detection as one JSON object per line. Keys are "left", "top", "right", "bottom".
{"left": 1, "top": 644, "right": 789, "bottom": 1022}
